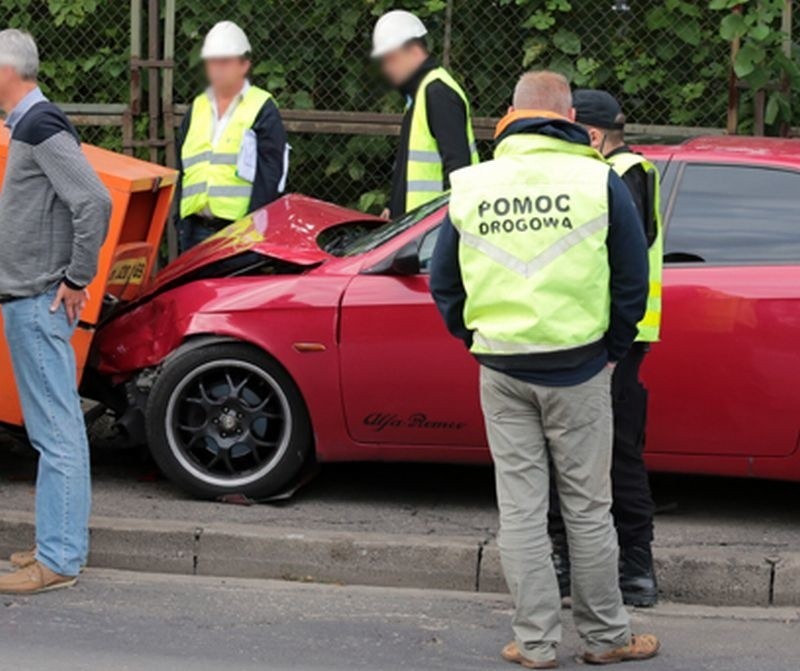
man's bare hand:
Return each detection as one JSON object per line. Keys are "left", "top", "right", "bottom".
{"left": 50, "top": 283, "right": 89, "bottom": 325}
{"left": 380, "top": 208, "right": 391, "bottom": 221}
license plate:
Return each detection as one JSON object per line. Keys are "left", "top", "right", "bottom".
{"left": 108, "top": 257, "right": 148, "bottom": 286}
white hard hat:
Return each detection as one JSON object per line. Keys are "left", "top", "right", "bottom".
{"left": 201, "top": 21, "right": 251, "bottom": 59}
{"left": 371, "top": 10, "right": 428, "bottom": 58}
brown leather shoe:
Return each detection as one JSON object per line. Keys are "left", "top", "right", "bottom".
{"left": 0, "top": 561, "right": 77, "bottom": 595}
{"left": 502, "top": 641, "right": 559, "bottom": 669}
{"left": 583, "top": 634, "right": 660, "bottom": 665}
{"left": 10, "top": 549, "right": 85, "bottom": 573}
{"left": 10, "top": 548, "right": 37, "bottom": 569}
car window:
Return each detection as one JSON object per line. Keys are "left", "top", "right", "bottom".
{"left": 320, "top": 195, "right": 449, "bottom": 257}
{"left": 418, "top": 226, "right": 441, "bottom": 274}
{"left": 665, "top": 164, "right": 800, "bottom": 264}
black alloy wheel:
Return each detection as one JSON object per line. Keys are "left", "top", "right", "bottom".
{"left": 146, "top": 343, "right": 312, "bottom": 499}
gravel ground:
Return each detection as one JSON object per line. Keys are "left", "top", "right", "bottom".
{"left": 1, "top": 431, "right": 798, "bottom": 553}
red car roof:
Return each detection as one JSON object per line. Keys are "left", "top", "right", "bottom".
{"left": 637, "top": 135, "right": 800, "bottom": 169}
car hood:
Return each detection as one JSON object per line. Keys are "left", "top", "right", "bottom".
{"left": 152, "top": 194, "right": 381, "bottom": 291}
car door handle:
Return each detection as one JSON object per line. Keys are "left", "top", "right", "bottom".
{"left": 664, "top": 251, "right": 706, "bottom": 263}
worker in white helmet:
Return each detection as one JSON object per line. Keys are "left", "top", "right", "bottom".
{"left": 371, "top": 10, "right": 479, "bottom": 219}
{"left": 177, "top": 20, "right": 289, "bottom": 252}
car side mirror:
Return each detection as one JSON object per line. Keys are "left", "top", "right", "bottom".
{"left": 390, "top": 241, "right": 421, "bottom": 275}
{"left": 364, "top": 240, "right": 421, "bottom": 276}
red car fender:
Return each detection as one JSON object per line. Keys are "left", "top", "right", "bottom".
{"left": 92, "top": 274, "right": 356, "bottom": 461}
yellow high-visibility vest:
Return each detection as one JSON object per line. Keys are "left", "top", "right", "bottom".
{"left": 449, "top": 133, "right": 612, "bottom": 356}
{"left": 180, "top": 85, "right": 272, "bottom": 221}
{"left": 608, "top": 152, "right": 663, "bottom": 342}
{"left": 405, "top": 67, "right": 478, "bottom": 212}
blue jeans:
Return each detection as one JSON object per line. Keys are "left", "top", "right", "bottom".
{"left": 2, "top": 287, "right": 91, "bottom": 577}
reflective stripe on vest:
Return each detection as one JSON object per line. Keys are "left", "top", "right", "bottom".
{"left": 405, "top": 67, "right": 479, "bottom": 212}
{"left": 608, "top": 151, "right": 664, "bottom": 342}
{"left": 180, "top": 86, "right": 273, "bottom": 221}
{"left": 449, "top": 133, "right": 612, "bottom": 357}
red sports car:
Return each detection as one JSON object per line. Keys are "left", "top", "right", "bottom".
{"left": 89, "top": 136, "right": 800, "bottom": 499}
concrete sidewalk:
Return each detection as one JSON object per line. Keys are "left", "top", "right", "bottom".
{"left": 0, "top": 440, "right": 798, "bottom": 606}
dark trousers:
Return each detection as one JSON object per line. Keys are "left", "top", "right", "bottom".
{"left": 549, "top": 343, "right": 655, "bottom": 549}
{"left": 177, "top": 215, "right": 231, "bottom": 254}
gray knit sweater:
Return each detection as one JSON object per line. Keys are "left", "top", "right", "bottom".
{"left": 0, "top": 99, "right": 111, "bottom": 299}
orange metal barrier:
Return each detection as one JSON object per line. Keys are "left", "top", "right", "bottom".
{"left": 0, "top": 122, "right": 177, "bottom": 427}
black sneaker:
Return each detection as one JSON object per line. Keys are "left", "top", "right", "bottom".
{"left": 620, "top": 545, "right": 658, "bottom": 607}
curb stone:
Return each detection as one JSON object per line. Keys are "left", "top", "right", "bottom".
{"left": 89, "top": 516, "right": 197, "bottom": 574}
{"left": 477, "top": 542, "right": 793, "bottom": 607}
{"left": 0, "top": 510, "right": 796, "bottom": 606}
{"left": 653, "top": 546, "right": 773, "bottom": 607}
{"left": 0, "top": 510, "right": 197, "bottom": 575}
{"left": 195, "top": 522, "right": 479, "bottom": 590}
{"left": 773, "top": 554, "right": 800, "bottom": 607}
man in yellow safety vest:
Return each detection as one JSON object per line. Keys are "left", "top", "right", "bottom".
{"left": 548, "top": 89, "right": 664, "bottom": 609}
{"left": 177, "top": 21, "right": 289, "bottom": 252}
{"left": 430, "top": 70, "right": 659, "bottom": 668}
{"left": 371, "top": 10, "right": 478, "bottom": 219}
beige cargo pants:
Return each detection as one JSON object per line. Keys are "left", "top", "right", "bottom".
{"left": 480, "top": 364, "right": 631, "bottom": 664}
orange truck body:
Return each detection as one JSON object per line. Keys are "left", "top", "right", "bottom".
{"left": 0, "top": 122, "right": 177, "bottom": 426}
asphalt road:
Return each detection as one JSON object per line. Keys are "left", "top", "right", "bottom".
{"left": 0, "top": 566, "right": 797, "bottom": 671}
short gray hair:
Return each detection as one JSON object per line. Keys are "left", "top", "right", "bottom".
{"left": 0, "top": 29, "right": 39, "bottom": 80}
{"left": 513, "top": 70, "right": 572, "bottom": 117}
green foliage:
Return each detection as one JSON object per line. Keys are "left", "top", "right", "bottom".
{"left": 47, "top": 0, "right": 100, "bottom": 27}
{"left": 512, "top": 0, "right": 729, "bottom": 126}
{"left": 711, "top": 0, "right": 799, "bottom": 127}
{"left": 4, "top": 0, "right": 128, "bottom": 106}
{"left": 167, "top": 0, "right": 748, "bottom": 208}
{"left": 16, "top": 1, "right": 798, "bottom": 211}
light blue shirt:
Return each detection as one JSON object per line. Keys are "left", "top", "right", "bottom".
{"left": 5, "top": 86, "right": 47, "bottom": 133}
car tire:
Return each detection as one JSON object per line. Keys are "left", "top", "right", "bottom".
{"left": 145, "top": 342, "right": 313, "bottom": 500}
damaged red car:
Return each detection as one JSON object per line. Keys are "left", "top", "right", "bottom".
{"left": 88, "top": 136, "right": 800, "bottom": 499}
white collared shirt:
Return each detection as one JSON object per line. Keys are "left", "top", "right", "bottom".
{"left": 207, "top": 79, "right": 250, "bottom": 148}
{"left": 195, "top": 79, "right": 289, "bottom": 220}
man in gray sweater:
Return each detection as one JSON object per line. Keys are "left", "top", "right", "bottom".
{"left": 0, "top": 29, "right": 111, "bottom": 594}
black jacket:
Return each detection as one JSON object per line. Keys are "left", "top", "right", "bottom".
{"left": 607, "top": 145, "right": 657, "bottom": 246}
{"left": 430, "top": 117, "right": 649, "bottom": 387}
{"left": 176, "top": 95, "right": 289, "bottom": 222}
{"left": 389, "top": 57, "right": 474, "bottom": 218}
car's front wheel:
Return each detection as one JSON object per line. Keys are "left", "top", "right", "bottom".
{"left": 145, "top": 342, "right": 312, "bottom": 500}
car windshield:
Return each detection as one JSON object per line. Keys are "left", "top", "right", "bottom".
{"left": 319, "top": 195, "right": 449, "bottom": 257}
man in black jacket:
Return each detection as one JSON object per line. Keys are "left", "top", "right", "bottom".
{"left": 548, "top": 89, "right": 662, "bottom": 608}
{"left": 371, "top": 10, "right": 478, "bottom": 218}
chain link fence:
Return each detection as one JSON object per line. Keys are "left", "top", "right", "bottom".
{"left": 8, "top": 1, "right": 796, "bottom": 211}
{"left": 171, "top": 0, "right": 732, "bottom": 209}
{"left": 172, "top": 1, "right": 729, "bottom": 123}
{"left": 5, "top": 0, "right": 129, "bottom": 149}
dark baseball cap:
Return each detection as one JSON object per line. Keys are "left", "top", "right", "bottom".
{"left": 573, "top": 89, "right": 625, "bottom": 130}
